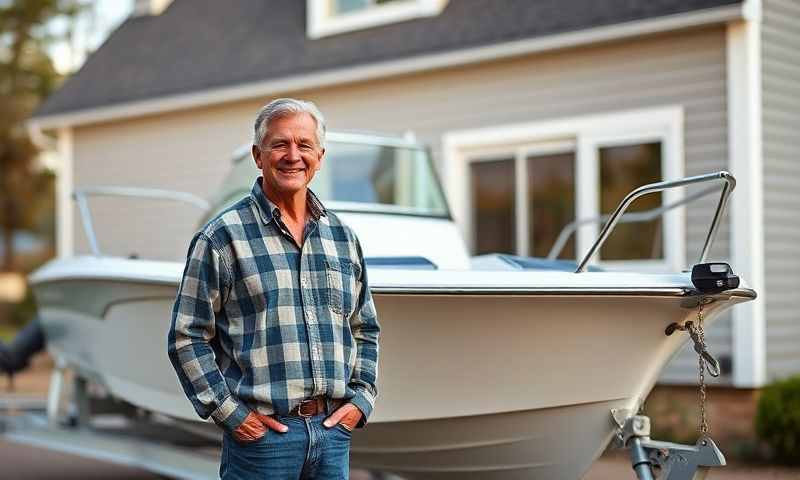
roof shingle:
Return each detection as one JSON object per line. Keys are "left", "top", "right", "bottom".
{"left": 35, "top": 0, "right": 742, "bottom": 117}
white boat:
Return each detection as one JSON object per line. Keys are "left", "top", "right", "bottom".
{"left": 29, "top": 132, "right": 754, "bottom": 479}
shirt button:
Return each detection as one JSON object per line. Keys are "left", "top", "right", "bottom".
{"left": 301, "top": 278, "right": 308, "bottom": 287}
{"left": 306, "top": 310, "right": 314, "bottom": 320}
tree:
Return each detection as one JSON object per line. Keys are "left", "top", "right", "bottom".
{"left": 0, "top": 0, "right": 84, "bottom": 271}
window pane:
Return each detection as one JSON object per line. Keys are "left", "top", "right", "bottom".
{"left": 333, "top": 0, "right": 370, "bottom": 13}
{"left": 599, "top": 143, "right": 662, "bottom": 260}
{"left": 470, "top": 159, "right": 516, "bottom": 255}
{"left": 527, "top": 152, "right": 575, "bottom": 259}
{"left": 332, "top": 0, "right": 400, "bottom": 14}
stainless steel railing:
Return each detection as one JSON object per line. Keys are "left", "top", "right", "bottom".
{"left": 575, "top": 171, "right": 736, "bottom": 273}
{"left": 73, "top": 186, "right": 210, "bottom": 256}
{"left": 548, "top": 184, "right": 721, "bottom": 261}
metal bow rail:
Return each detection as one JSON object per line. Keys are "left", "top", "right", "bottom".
{"left": 73, "top": 186, "right": 210, "bottom": 256}
{"left": 575, "top": 171, "right": 736, "bottom": 273}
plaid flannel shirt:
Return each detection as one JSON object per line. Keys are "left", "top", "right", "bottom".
{"left": 168, "top": 178, "right": 380, "bottom": 432}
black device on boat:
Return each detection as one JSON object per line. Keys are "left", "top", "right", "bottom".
{"left": 691, "top": 262, "right": 740, "bottom": 293}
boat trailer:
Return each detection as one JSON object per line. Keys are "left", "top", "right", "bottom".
{"left": 0, "top": 369, "right": 221, "bottom": 480}
{"left": 612, "top": 409, "right": 726, "bottom": 480}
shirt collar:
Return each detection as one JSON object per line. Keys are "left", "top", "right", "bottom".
{"left": 250, "top": 177, "right": 327, "bottom": 225}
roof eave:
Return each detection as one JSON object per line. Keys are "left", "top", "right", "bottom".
{"left": 30, "top": 3, "right": 744, "bottom": 130}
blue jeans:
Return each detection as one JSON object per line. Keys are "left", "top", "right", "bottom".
{"left": 220, "top": 413, "right": 351, "bottom": 479}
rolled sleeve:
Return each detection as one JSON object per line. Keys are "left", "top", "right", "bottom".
{"left": 211, "top": 395, "right": 251, "bottom": 432}
{"left": 348, "top": 388, "right": 376, "bottom": 423}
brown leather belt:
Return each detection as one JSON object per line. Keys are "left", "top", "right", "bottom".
{"left": 288, "top": 397, "right": 338, "bottom": 418}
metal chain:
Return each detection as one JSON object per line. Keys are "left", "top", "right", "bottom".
{"left": 695, "top": 303, "right": 709, "bottom": 436}
{"left": 666, "top": 301, "right": 714, "bottom": 437}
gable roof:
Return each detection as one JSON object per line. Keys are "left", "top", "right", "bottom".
{"left": 34, "top": 0, "right": 743, "bottom": 124}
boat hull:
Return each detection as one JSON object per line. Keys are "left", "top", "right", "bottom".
{"left": 351, "top": 400, "right": 622, "bottom": 480}
{"left": 31, "top": 263, "right": 753, "bottom": 479}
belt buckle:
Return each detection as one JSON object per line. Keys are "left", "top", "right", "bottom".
{"left": 297, "top": 399, "right": 317, "bottom": 418}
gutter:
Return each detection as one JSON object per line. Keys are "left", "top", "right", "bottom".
{"left": 30, "top": 4, "right": 744, "bottom": 130}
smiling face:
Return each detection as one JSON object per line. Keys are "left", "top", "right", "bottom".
{"left": 252, "top": 112, "right": 324, "bottom": 199}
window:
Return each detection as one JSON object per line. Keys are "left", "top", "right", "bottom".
{"left": 528, "top": 151, "right": 576, "bottom": 259}
{"left": 307, "top": 0, "right": 449, "bottom": 38}
{"left": 467, "top": 144, "right": 577, "bottom": 259}
{"left": 470, "top": 157, "right": 516, "bottom": 255}
{"left": 444, "top": 107, "right": 685, "bottom": 271}
{"left": 332, "top": 0, "right": 402, "bottom": 14}
{"left": 599, "top": 143, "right": 662, "bottom": 260}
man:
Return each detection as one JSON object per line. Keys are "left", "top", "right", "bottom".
{"left": 168, "top": 98, "right": 380, "bottom": 479}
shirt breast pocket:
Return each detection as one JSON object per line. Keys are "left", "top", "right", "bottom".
{"left": 325, "top": 257, "right": 355, "bottom": 318}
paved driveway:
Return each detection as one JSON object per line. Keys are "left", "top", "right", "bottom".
{"left": 2, "top": 440, "right": 799, "bottom": 479}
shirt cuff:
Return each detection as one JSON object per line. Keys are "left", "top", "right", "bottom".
{"left": 348, "top": 389, "right": 375, "bottom": 428}
{"left": 211, "top": 395, "right": 251, "bottom": 432}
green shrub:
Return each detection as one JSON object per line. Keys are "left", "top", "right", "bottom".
{"left": 755, "top": 375, "right": 800, "bottom": 464}
{"left": 9, "top": 287, "right": 38, "bottom": 327}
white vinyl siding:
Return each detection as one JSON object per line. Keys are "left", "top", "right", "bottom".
{"left": 70, "top": 27, "right": 731, "bottom": 384}
{"left": 762, "top": 0, "right": 800, "bottom": 381}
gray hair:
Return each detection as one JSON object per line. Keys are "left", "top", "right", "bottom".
{"left": 253, "top": 98, "right": 326, "bottom": 150}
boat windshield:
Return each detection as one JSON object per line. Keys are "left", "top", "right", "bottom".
{"left": 205, "top": 136, "right": 450, "bottom": 222}
{"left": 311, "top": 140, "right": 449, "bottom": 218}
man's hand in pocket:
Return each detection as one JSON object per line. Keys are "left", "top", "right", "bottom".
{"left": 323, "top": 403, "right": 362, "bottom": 431}
{"left": 233, "top": 412, "right": 288, "bottom": 442}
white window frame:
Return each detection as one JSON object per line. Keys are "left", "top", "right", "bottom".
{"left": 307, "top": 0, "right": 449, "bottom": 39}
{"left": 443, "top": 106, "right": 685, "bottom": 272}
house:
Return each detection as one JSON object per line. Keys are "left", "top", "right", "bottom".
{"left": 30, "top": 0, "right": 798, "bottom": 399}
